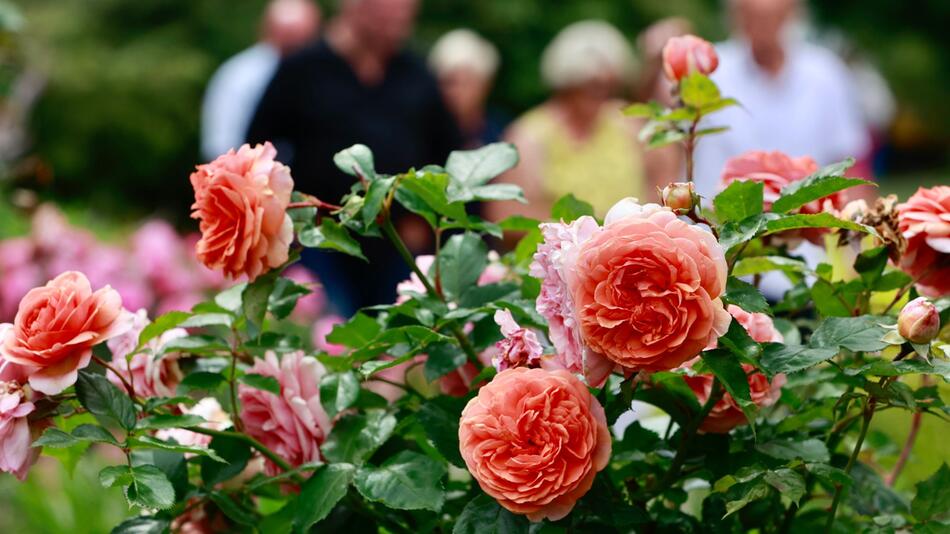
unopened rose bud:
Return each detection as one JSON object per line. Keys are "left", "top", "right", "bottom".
{"left": 898, "top": 297, "right": 940, "bottom": 344}
{"left": 662, "top": 35, "right": 719, "bottom": 82}
{"left": 661, "top": 182, "right": 698, "bottom": 213}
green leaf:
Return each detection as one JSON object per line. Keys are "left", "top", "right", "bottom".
{"left": 445, "top": 142, "right": 519, "bottom": 188}
{"left": 680, "top": 73, "right": 721, "bottom": 108}
{"left": 468, "top": 183, "right": 525, "bottom": 203}
{"left": 714, "top": 181, "right": 763, "bottom": 223}
{"left": 771, "top": 159, "right": 863, "bottom": 213}
{"left": 550, "top": 194, "right": 595, "bottom": 222}
{"left": 319, "top": 372, "right": 360, "bottom": 418}
{"left": 353, "top": 450, "right": 446, "bottom": 512}
{"left": 424, "top": 342, "right": 467, "bottom": 381}
{"left": 732, "top": 256, "right": 810, "bottom": 279}
{"left": 34, "top": 427, "right": 79, "bottom": 448}
{"left": 810, "top": 315, "right": 893, "bottom": 352}
{"left": 325, "top": 312, "right": 381, "bottom": 348}
{"left": 242, "top": 270, "right": 278, "bottom": 335}
{"left": 200, "top": 434, "right": 252, "bottom": 485}
{"left": 700, "top": 97, "right": 740, "bottom": 115}
{"left": 125, "top": 465, "right": 176, "bottom": 510}
{"left": 763, "top": 469, "right": 806, "bottom": 505}
{"left": 238, "top": 373, "right": 281, "bottom": 395}
{"left": 99, "top": 465, "right": 134, "bottom": 488}
{"left": 418, "top": 396, "right": 467, "bottom": 467}
{"left": 333, "top": 144, "right": 377, "bottom": 180}
{"left": 700, "top": 349, "right": 756, "bottom": 426}
{"left": 717, "top": 319, "right": 762, "bottom": 363}
{"left": 438, "top": 232, "right": 488, "bottom": 300}
{"left": 722, "top": 277, "right": 770, "bottom": 314}
{"left": 72, "top": 424, "right": 120, "bottom": 446}
{"left": 214, "top": 283, "right": 246, "bottom": 312}
{"left": 322, "top": 410, "right": 397, "bottom": 465}
{"left": 136, "top": 311, "right": 191, "bottom": 352}
{"left": 764, "top": 212, "right": 880, "bottom": 238}
{"left": 268, "top": 278, "right": 313, "bottom": 320}
{"left": 724, "top": 479, "right": 770, "bottom": 518}
{"left": 645, "top": 127, "right": 686, "bottom": 149}
{"left": 854, "top": 246, "right": 889, "bottom": 289}
{"left": 874, "top": 270, "right": 912, "bottom": 292}
{"left": 913, "top": 464, "right": 950, "bottom": 521}
{"left": 135, "top": 414, "right": 206, "bottom": 431}
{"left": 453, "top": 493, "right": 529, "bottom": 534}
{"left": 756, "top": 438, "right": 829, "bottom": 463}
{"left": 294, "top": 463, "right": 356, "bottom": 532}
{"left": 176, "top": 371, "right": 226, "bottom": 394}
{"left": 362, "top": 175, "right": 396, "bottom": 226}
{"left": 623, "top": 101, "right": 662, "bottom": 118}
{"left": 178, "top": 312, "right": 232, "bottom": 329}
{"left": 131, "top": 436, "right": 226, "bottom": 463}
{"left": 718, "top": 213, "right": 776, "bottom": 250}
{"left": 397, "top": 172, "right": 467, "bottom": 222}
{"left": 298, "top": 219, "right": 366, "bottom": 261}
{"left": 208, "top": 492, "right": 258, "bottom": 526}
{"left": 76, "top": 371, "right": 137, "bottom": 431}
{"left": 110, "top": 517, "right": 169, "bottom": 534}
{"left": 498, "top": 215, "right": 541, "bottom": 232}
{"left": 759, "top": 343, "right": 838, "bottom": 375}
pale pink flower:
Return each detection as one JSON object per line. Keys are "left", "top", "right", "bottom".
{"left": 311, "top": 315, "right": 346, "bottom": 356}
{"left": 396, "top": 255, "right": 435, "bottom": 303}
{"left": 106, "top": 309, "right": 186, "bottom": 399}
{"left": 662, "top": 34, "right": 718, "bottom": 82}
{"left": 492, "top": 310, "right": 542, "bottom": 372}
{"left": 0, "top": 383, "right": 37, "bottom": 480}
{"left": 897, "top": 186, "right": 950, "bottom": 297}
{"left": 238, "top": 351, "right": 331, "bottom": 475}
{"left": 158, "top": 398, "right": 231, "bottom": 448}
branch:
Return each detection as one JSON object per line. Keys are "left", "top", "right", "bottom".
{"left": 826, "top": 396, "right": 875, "bottom": 531}
{"left": 186, "top": 427, "right": 304, "bottom": 484}
{"left": 93, "top": 355, "right": 137, "bottom": 400}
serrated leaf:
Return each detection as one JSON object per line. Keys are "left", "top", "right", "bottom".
{"left": 723, "top": 277, "right": 770, "bottom": 314}
{"left": 293, "top": 463, "right": 356, "bottom": 532}
{"left": 362, "top": 175, "right": 396, "bottom": 226}
{"left": 854, "top": 246, "right": 889, "bottom": 289}
{"left": 322, "top": 410, "right": 396, "bottom": 465}
{"left": 99, "top": 465, "right": 134, "bottom": 488}
{"left": 701, "top": 349, "right": 756, "bottom": 427}
{"left": 110, "top": 517, "right": 169, "bottom": 534}
{"left": 453, "top": 493, "right": 529, "bottom": 534}
{"left": 353, "top": 450, "right": 446, "bottom": 511}
{"left": 810, "top": 315, "right": 893, "bottom": 352}
{"left": 34, "top": 427, "right": 79, "bottom": 448}
{"left": 732, "top": 256, "right": 810, "bottom": 278}
{"left": 445, "top": 142, "right": 518, "bottom": 188}
{"left": 756, "top": 438, "right": 829, "bottom": 462}
{"left": 550, "top": 194, "right": 595, "bottom": 222}
{"left": 135, "top": 414, "right": 207, "bottom": 431}
{"left": 771, "top": 159, "right": 864, "bottom": 213}
{"left": 326, "top": 312, "right": 381, "bottom": 348}
{"left": 298, "top": 219, "right": 366, "bottom": 261}
{"left": 319, "top": 372, "right": 360, "bottom": 418}
{"left": 912, "top": 463, "right": 950, "bottom": 520}
{"left": 763, "top": 469, "right": 806, "bottom": 505}
{"left": 714, "top": 181, "right": 763, "bottom": 223}
{"left": 76, "top": 371, "right": 137, "bottom": 431}
{"left": 438, "top": 232, "right": 488, "bottom": 300}
{"left": 424, "top": 342, "right": 467, "bottom": 381}
{"left": 268, "top": 278, "right": 312, "bottom": 320}
{"left": 200, "top": 434, "right": 251, "bottom": 485}
{"left": 72, "top": 424, "right": 120, "bottom": 445}
{"left": 136, "top": 311, "right": 190, "bottom": 353}
{"left": 238, "top": 373, "right": 281, "bottom": 395}
{"left": 764, "top": 212, "right": 880, "bottom": 239}
{"left": 176, "top": 371, "right": 226, "bottom": 394}
{"left": 125, "top": 465, "right": 175, "bottom": 510}
{"left": 418, "top": 397, "right": 467, "bottom": 467}
{"left": 178, "top": 313, "right": 232, "bottom": 329}
{"left": 131, "top": 436, "right": 226, "bottom": 463}
{"left": 333, "top": 144, "right": 376, "bottom": 180}
{"left": 759, "top": 343, "right": 839, "bottom": 375}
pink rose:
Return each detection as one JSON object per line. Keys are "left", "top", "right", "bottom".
{"left": 897, "top": 186, "right": 950, "bottom": 297}
{"left": 0, "top": 383, "right": 37, "bottom": 480}
{"left": 725, "top": 305, "right": 784, "bottom": 344}
{"left": 477, "top": 251, "right": 508, "bottom": 285}
{"left": 568, "top": 207, "right": 730, "bottom": 372}
{"left": 530, "top": 216, "right": 610, "bottom": 385}
{"left": 239, "top": 351, "right": 331, "bottom": 476}
{"left": 492, "top": 309, "right": 542, "bottom": 372}
{"left": 898, "top": 297, "right": 940, "bottom": 344}
{"left": 395, "top": 255, "right": 435, "bottom": 303}
{"left": 662, "top": 34, "right": 718, "bottom": 82}
{"left": 459, "top": 368, "right": 611, "bottom": 522}
{"left": 311, "top": 315, "right": 346, "bottom": 356}
{"left": 190, "top": 142, "right": 294, "bottom": 281}
{"left": 0, "top": 271, "right": 133, "bottom": 395}
{"left": 106, "top": 309, "right": 186, "bottom": 399}
{"left": 684, "top": 364, "right": 785, "bottom": 434}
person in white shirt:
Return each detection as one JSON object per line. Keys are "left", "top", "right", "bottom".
{"left": 200, "top": 0, "right": 320, "bottom": 161}
{"left": 692, "top": 0, "right": 870, "bottom": 199}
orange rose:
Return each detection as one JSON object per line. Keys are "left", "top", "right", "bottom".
{"left": 190, "top": 142, "right": 294, "bottom": 281}
{"left": 0, "top": 271, "right": 133, "bottom": 395}
{"left": 458, "top": 368, "right": 611, "bottom": 522}
{"left": 567, "top": 208, "right": 730, "bottom": 371}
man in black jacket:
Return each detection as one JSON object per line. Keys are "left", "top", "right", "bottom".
{"left": 247, "top": 0, "right": 463, "bottom": 315}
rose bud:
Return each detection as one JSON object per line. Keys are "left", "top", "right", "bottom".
{"left": 660, "top": 182, "right": 698, "bottom": 213}
{"left": 662, "top": 34, "right": 719, "bottom": 82}
{"left": 898, "top": 297, "right": 940, "bottom": 344}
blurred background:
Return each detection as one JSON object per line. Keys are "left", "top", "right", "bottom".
{"left": 0, "top": 0, "right": 948, "bottom": 531}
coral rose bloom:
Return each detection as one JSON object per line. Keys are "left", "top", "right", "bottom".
{"left": 662, "top": 34, "right": 719, "bottom": 82}
{"left": 239, "top": 351, "right": 331, "bottom": 476}
{"left": 567, "top": 209, "right": 730, "bottom": 371}
{"left": 190, "top": 142, "right": 294, "bottom": 281}
{"left": 459, "top": 368, "right": 611, "bottom": 522}
{"left": 0, "top": 271, "right": 133, "bottom": 395}
{"left": 897, "top": 186, "right": 950, "bottom": 297}
{"left": 685, "top": 364, "right": 785, "bottom": 434}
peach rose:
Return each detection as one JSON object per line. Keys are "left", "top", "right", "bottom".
{"left": 567, "top": 207, "right": 730, "bottom": 372}
{"left": 459, "top": 368, "right": 611, "bottom": 522}
{"left": 0, "top": 271, "right": 133, "bottom": 395}
{"left": 662, "top": 34, "right": 718, "bottom": 82}
{"left": 897, "top": 186, "right": 950, "bottom": 297}
{"left": 685, "top": 306, "right": 784, "bottom": 433}
{"left": 190, "top": 142, "right": 294, "bottom": 281}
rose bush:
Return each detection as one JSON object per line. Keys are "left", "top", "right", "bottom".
{"left": 1, "top": 33, "right": 948, "bottom": 534}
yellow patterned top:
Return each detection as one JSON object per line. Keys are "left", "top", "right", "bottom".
{"left": 513, "top": 103, "right": 645, "bottom": 216}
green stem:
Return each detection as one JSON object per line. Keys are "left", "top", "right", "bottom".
{"left": 648, "top": 379, "right": 723, "bottom": 497}
{"left": 825, "top": 397, "right": 875, "bottom": 531}
{"left": 380, "top": 218, "right": 481, "bottom": 364}
{"left": 186, "top": 427, "right": 303, "bottom": 483}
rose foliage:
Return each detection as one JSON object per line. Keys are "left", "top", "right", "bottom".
{"left": 2, "top": 34, "right": 950, "bottom": 534}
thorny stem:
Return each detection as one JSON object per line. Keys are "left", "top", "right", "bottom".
{"left": 380, "top": 217, "right": 481, "bottom": 364}
{"left": 647, "top": 379, "right": 723, "bottom": 497}
{"left": 92, "top": 355, "right": 137, "bottom": 400}
{"left": 186, "top": 427, "right": 303, "bottom": 483}
{"left": 825, "top": 396, "right": 875, "bottom": 531}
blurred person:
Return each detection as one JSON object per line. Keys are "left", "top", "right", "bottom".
{"left": 429, "top": 29, "right": 504, "bottom": 148}
{"left": 246, "top": 0, "right": 463, "bottom": 315}
{"left": 200, "top": 0, "right": 320, "bottom": 160}
{"left": 692, "top": 0, "right": 870, "bottom": 198}
{"left": 487, "top": 21, "right": 645, "bottom": 222}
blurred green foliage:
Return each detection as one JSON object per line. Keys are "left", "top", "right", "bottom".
{"left": 5, "top": 0, "right": 950, "bottom": 217}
